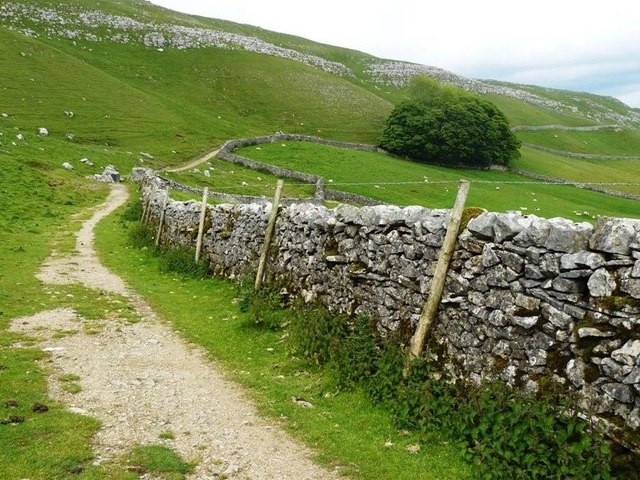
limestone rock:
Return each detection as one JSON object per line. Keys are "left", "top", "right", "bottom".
{"left": 623, "top": 367, "right": 640, "bottom": 385}
{"left": 587, "top": 268, "right": 616, "bottom": 297}
{"left": 590, "top": 217, "right": 640, "bottom": 255}
{"left": 542, "top": 304, "right": 573, "bottom": 329}
{"left": 38, "top": 127, "right": 49, "bottom": 136}
{"left": 467, "top": 212, "right": 497, "bottom": 239}
{"left": 566, "top": 358, "right": 586, "bottom": 388}
{"left": 601, "top": 383, "right": 635, "bottom": 403}
{"left": 481, "top": 244, "right": 500, "bottom": 268}
{"left": 513, "top": 216, "right": 551, "bottom": 247}
{"left": 620, "top": 276, "right": 640, "bottom": 300}
{"left": 612, "top": 340, "right": 640, "bottom": 366}
{"left": 552, "top": 277, "right": 585, "bottom": 294}
{"left": 544, "top": 218, "right": 592, "bottom": 253}
{"left": 93, "top": 165, "right": 121, "bottom": 183}
{"left": 632, "top": 260, "right": 640, "bottom": 278}
{"left": 493, "top": 213, "right": 532, "bottom": 242}
{"left": 527, "top": 349, "right": 547, "bottom": 366}
{"left": 512, "top": 315, "right": 539, "bottom": 329}
{"left": 62, "top": 162, "right": 73, "bottom": 170}
{"left": 577, "top": 327, "right": 614, "bottom": 339}
{"left": 560, "top": 251, "right": 605, "bottom": 270}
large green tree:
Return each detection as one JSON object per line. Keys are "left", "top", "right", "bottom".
{"left": 380, "top": 77, "right": 520, "bottom": 167}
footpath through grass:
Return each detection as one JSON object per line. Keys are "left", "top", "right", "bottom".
{"left": 236, "top": 141, "right": 640, "bottom": 221}
{"left": 0, "top": 128, "right": 196, "bottom": 478}
{"left": 94, "top": 188, "right": 472, "bottom": 480}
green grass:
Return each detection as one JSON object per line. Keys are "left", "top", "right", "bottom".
{"left": 124, "top": 445, "right": 194, "bottom": 478}
{"left": 163, "top": 157, "right": 316, "bottom": 200}
{"left": 0, "top": 124, "right": 147, "bottom": 479}
{"left": 94, "top": 195, "right": 472, "bottom": 480}
{"left": 515, "top": 147, "right": 640, "bottom": 196}
{"left": 235, "top": 141, "right": 640, "bottom": 221}
{"left": 483, "top": 93, "right": 598, "bottom": 127}
{"left": 516, "top": 128, "right": 640, "bottom": 156}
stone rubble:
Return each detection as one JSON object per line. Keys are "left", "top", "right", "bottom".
{"left": 93, "top": 165, "right": 121, "bottom": 183}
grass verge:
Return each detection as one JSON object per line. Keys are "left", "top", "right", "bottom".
{"left": 94, "top": 187, "right": 472, "bottom": 480}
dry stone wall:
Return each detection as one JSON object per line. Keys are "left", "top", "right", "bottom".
{"left": 134, "top": 168, "right": 640, "bottom": 434}
{"left": 217, "top": 134, "right": 386, "bottom": 206}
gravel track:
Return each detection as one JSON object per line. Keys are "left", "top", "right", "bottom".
{"left": 12, "top": 184, "right": 338, "bottom": 479}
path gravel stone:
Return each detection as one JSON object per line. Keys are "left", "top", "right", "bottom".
{"left": 13, "top": 184, "right": 338, "bottom": 479}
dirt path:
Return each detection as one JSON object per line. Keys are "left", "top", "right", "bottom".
{"left": 12, "top": 185, "right": 338, "bottom": 479}
{"left": 164, "top": 148, "right": 220, "bottom": 173}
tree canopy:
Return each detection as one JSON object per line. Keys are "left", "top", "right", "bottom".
{"left": 379, "top": 77, "right": 520, "bottom": 167}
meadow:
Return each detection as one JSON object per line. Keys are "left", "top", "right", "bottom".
{"left": 233, "top": 141, "right": 640, "bottom": 221}
{"left": 516, "top": 128, "right": 640, "bottom": 156}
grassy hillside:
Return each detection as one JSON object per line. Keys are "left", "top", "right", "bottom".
{"left": 235, "top": 141, "right": 640, "bottom": 221}
{"left": 514, "top": 147, "right": 640, "bottom": 194}
{"left": 516, "top": 128, "right": 640, "bottom": 156}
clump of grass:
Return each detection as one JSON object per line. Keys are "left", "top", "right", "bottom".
{"left": 236, "top": 280, "right": 289, "bottom": 330}
{"left": 159, "top": 430, "right": 176, "bottom": 440}
{"left": 59, "top": 373, "right": 82, "bottom": 394}
{"left": 156, "top": 247, "right": 209, "bottom": 279}
{"left": 125, "top": 445, "right": 195, "bottom": 478}
{"left": 126, "top": 223, "right": 209, "bottom": 278}
{"left": 62, "top": 383, "right": 82, "bottom": 394}
{"left": 287, "top": 302, "right": 614, "bottom": 480}
{"left": 58, "top": 373, "right": 80, "bottom": 382}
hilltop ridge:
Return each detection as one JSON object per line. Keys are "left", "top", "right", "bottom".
{"left": 2, "top": 0, "right": 639, "bottom": 128}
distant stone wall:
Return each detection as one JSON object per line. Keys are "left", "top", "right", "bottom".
{"left": 216, "top": 134, "right": 385, "bottom": 206}
{"left": 509, "top": 168, "right": 640, "bottom": 202}
{"left": 512, "top": 125, "right": 622, "bottom": 132}
{"left": 135, "top": 168, "right": 640, "bottom": 436}
{"left": 521, "top": 143, "right": 640, "bottom": 161}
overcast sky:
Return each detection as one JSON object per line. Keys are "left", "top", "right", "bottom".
{"left": 149, "top": 0, "right": 640, "bottom": 108}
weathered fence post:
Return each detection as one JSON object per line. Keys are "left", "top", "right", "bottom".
{"left": 254, "top": 179, "right": 284, "bottom": 290}
{"left": 155, "top": 188, "right": 170, "bottom": 247}
{"left": 406, "top": 180, "right": 470, "bottom": 373}
{"left": 141, "top": 195, "right": 151, "bottom": 225}
{"left": 195, "top": 187, "right": 209, "bottom": 263}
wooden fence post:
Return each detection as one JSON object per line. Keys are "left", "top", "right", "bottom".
{"left": 142, "top": 185, "right": 158, "bottom": 226}
{"left": 195, "top": 187, "right": 209, "bottom": 263}
{"left": 141, "top": 196, "right": 151, "bottom": 225}
{"left": 155, "top": 188, "right": 170, "bottom": 247}
{"left": 405, "top": 180, "right": 470, "bottom": 373}
{"left": 254, "top": 180, "right": 284, "bottom": 290}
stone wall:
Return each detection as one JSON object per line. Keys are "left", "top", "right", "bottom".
{"left": 216, "top": 134, "right": 386, "bottom": 206}
{"left": 135, "top": 169, "right": 640, "bottom": 435}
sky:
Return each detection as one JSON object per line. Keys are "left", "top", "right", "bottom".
{"left": 149, "top": 0, "right": 640, "bottom": 108}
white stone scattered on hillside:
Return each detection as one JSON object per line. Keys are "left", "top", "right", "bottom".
{"left": 1, "top": 113, "right": 8, "bottom": 118}
{"left": 62, "top": 162, "right": 73, "bottom": 170}
{"left": 203, "top": 170, "right": 210, "bottom": 177}
{"left": 66, "top": 133, "right": 75, "bottom": 141}
{"left": 93, "top": 165, "right": 120, "bottom": 183}
{"left": 16, "top": 133, "right": 24, "bottom": 140}
{"left": 38, "top": 127, "right": 48, "bottom": 136}
{"left": 64, "top": 111, "right": 74, "bottom": 118}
